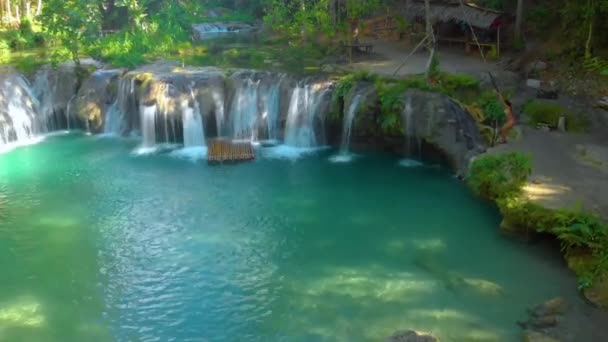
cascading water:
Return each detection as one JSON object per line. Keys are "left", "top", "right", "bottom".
{"left": 212, "top": 89, "right": 225, "bottom": 137}
{"left": 338, "top": 94, "right": 364, "bottom": 156}
{"left": 261, "top": 75, "right": 284, "bottom": 141}
{"left": 192, "top": 22, "right": 258, "bottom": 40}
{"left": 0, "top": 69, "right": 41, "bottom": 148}
{"left": 403, "top": 93, "right": 415, "bottom": 156}
{"left": 229, "top": 76, "right": 260, "bottom": 141}
{"left": 182, "top": 88, "right": 205, "bottom": 147}
{"left": 284, "top": 81, "right": 332, "bottom": 148}
{"left": 399, "top": 92, "right": 423, "bottom": 167}
{"left": 105, "top": 78, "right": 135, "bottom": 136}
{"left": 139, "top": 104, "right": 157, "bottom": 149}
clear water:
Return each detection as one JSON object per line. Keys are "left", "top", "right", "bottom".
{"left": 0, "top": 134, "right": 580, "bottom": 342}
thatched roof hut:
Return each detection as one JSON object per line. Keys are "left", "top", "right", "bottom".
{"left": 400, "top": 0, "right": 505, "bottom": 29}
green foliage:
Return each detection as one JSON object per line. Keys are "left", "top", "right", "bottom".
{"left": 3, "top": 20, "right": 46, "bottom": 50}
{"left": 469, "top": 152, "right": 608, "bottom": 288}
{"left": 330, "top": 72, "right": 377, "bottom": 122}
{"left": 468, "top": 152, "right": 532, "bottom": 200}
{"left": 499, "top": 198, "right": 608, "bottom": 289}
{"left": 0, "top": 40, "right": 10, "bottom": 64}
{"left": 436, "top": 72, "right": 479, "bottom": 96}
{"left": 40, "top": 0, "right": 101, "bottom": 66}
{"left": 583, "top": 56, "right": 608, "bottom": 75}
{"left": 88, "top": 31, "right": 154, "bottom": 68}
{"left": 264, "top": 0, "right": 381, "bottom": 37}
{"left": 374, "top": 76, "right": 428, "bottom": 134}
{"left": 523, "top": 100, "right": 589, "bottom": 132}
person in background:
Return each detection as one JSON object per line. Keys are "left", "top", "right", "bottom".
{"left": 497, "top": 92, "right": 515, "bottom": 143}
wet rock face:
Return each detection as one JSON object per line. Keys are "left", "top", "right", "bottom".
{"left": 386, "top": 330, "right": 438, "bottom": 342}
{"left": 583, "top": 275, "right": 608, "bottom": 308}
{"left": 71, "top": 69, "right": 122, "bottom": 133}
{"left": 402, "top": 89, "right": 487, "bottom": 175}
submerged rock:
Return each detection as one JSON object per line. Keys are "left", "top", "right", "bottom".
{"left": 529, "top": 297, "right": 569, "bottom": 317}
{"left": 387, "top": 330, "right": 438, "bottom": 342}
{"left": 523, "top": 331, "right": 560, "bottom": 342}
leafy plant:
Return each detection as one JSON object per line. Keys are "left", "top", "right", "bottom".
{"left": 468, "top": 152, "right": 532, "bottom": 200}
{"left": 0, "top": 40, "right": 10, "bottom": 64}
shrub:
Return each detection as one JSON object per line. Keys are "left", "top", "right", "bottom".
{"left": 438, "top": 72, "right": 479, "bottom": 95}
{"left": 0, "top": 40, "right": 10, "bottom": 63}
{"left": 523, "top": 100, "right": 589, "bottom": 132}
{"left": 468, "top": 152, "right": 532, "bottom": 200}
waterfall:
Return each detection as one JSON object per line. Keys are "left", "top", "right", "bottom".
{"left": 105, "top": 78, "right": 135, "bottom": 136}
{"left": 140, "top": 105, "right": 157, "bottom": 148}
{"left": 403, "top": 93, "right": 415, "bottom": 157}
{"left": 212, "top": 89, "right": 225, "bottom": 137}
{"left": 261, "top": 75, "right": 284, "bottom": 141}
{"left": 31, "top": 64, "right": 78, "bottom": 132}
{"left": 284, "top": 81, "right": 332, "bottom": 148}
{"left": 230, "top": 77, "right": 260, "bottom": 141}
{"left": 192, "top": 22, "right": 258, "bottom": 40}
{"left": 0, "top": 70, "right": 41, "bottom": 148}
{"left": 398, "top": 93, "right": 423, "bottom": 167}
{"left": 338, "top": 94, "right": 364, "bottom": 155}
{"left": 182, "top": 88, "right": 205, "bottom": 147}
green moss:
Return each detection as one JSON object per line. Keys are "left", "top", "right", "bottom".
{"left": 523, "top": 100, "right": 589, "bottom": 132}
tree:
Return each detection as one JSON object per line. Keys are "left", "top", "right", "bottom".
{"left": 39, "top": 0, "right": 101, "bottom": 68}
{"left": 514, "top": 0, "right": 523, "bottom": 45}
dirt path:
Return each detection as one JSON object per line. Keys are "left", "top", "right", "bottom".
{"left": 345, "top": 40, "right": 503, "bottom": 76}
{"left": 489, "top": 127, "right": 608, "bottom": 220}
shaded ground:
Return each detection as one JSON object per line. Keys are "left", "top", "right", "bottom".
{"left": 489, "top": 127, "right": 608, "bottom": 220}
{"left": 346, "top": 40, "right": 504, "bottom": 76}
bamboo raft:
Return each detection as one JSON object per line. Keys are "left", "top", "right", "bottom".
{"left": 208, "top": 139, "right": 255, "bottom": 164}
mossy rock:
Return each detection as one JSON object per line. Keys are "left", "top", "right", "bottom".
{"left": 583, "top": 274, "right": 608, "bottom": 308}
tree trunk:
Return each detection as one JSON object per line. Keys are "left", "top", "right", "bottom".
{"left": 584, "top": 0, "right": 595, "bottom": 59}
{"left": 514, "top": 0, "right": 524, "bottom": 45}
{"left": 6, "top": 0, "right": 12, "bottom": 22}
{"left": 36, "top": 0, "right": 42, "bottom": 15}
{"left": 424, "top": 0, "right": 436, "bottom": 84}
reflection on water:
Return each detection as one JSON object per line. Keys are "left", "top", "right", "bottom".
{"left": 0, "top": 134, "right": 583, "bottom": 341}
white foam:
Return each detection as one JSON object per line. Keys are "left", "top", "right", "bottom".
{"left": 131, "top": 143, "right": 180, "bottom": 156}
{"left": 169, "top": 146, "right": 208, "bottom": 162}
{"left": 262, "top": 145, "right": 327, "bottom": 160}
{"left": 329, "top": 153, "right": 357, "bottom": 163}
{"left": 398, "top": 159, "right": 424, "bottom": 168}
{"left": 0, "top": 136, "right": 46, "bottom": 154}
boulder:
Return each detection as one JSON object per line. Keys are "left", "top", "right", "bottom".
{"left": 597, "top": 97, "right": 608, "bottom": 111}
{"left": 526, "top": 79, "right": 542, "bottom": 89}
{"left": 583, "top": 275, "right": 608, "bottom": 308}
{"left": 529, "top": 297, "right": 569, "bottom": 317}
{"left": 387, "top": 330, "right": 438, "bottom": 342}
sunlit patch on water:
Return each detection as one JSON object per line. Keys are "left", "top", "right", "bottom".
{"left": 0, "top": 297, "right": 45, "bottom": 328}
